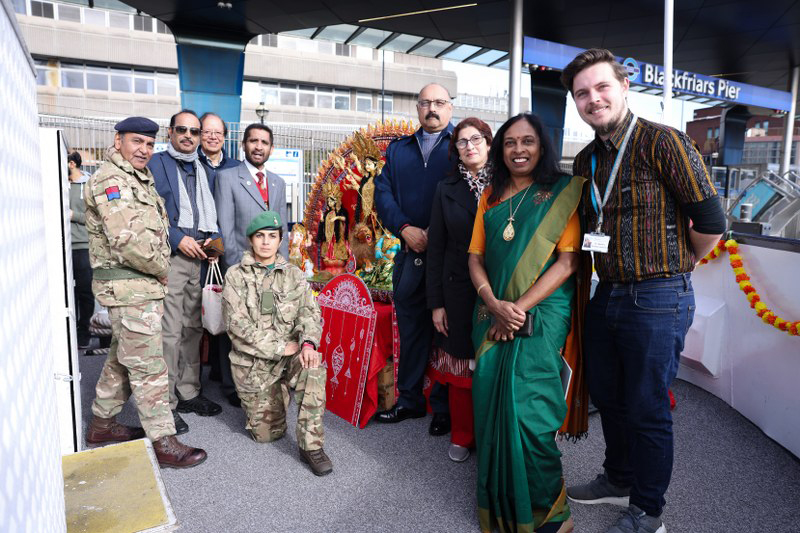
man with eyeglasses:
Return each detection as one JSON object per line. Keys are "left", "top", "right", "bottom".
{"left": 374, "top": 83, "right": 454, "bottom": 436}
{"left": 197, "top": 112, "right": 239, "bottom": 171}
{"left": 149, "top": 109, "right": 223, "bottom": 434}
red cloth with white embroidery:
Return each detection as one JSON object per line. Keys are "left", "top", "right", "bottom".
{"left": 317, "top": 274, "right": 376, "bottom": 427}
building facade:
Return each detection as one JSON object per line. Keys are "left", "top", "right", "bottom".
{"left": 686, "top": 106, "right": 799, "bottom": 170}
{"left": 13, "top": 0, "right": 522, "bottom": 131}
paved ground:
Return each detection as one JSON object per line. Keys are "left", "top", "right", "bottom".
{"left": 79, "top": 349, "right": 800, "bottom": 532}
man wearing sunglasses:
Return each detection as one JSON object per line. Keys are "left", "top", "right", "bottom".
{"left": 150, "top": 109, "right": 223, "bottom": 434}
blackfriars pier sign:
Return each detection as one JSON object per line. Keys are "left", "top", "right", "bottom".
{"left": 524, "top": 37, "right": 793, "bottom": 111}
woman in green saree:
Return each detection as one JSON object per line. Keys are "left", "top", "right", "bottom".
{"left": 467, "top": 114, "right": 588, "bottom": 533}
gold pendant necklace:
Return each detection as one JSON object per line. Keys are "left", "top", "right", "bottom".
{"left": 503, "top": 183, "right": 533, "bottom": 241}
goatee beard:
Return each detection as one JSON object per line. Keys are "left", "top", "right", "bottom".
{"left": 595, "top": 114, "right": 624, "bottom": 138}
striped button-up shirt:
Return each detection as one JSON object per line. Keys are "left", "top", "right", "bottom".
{"left": 573, "top": 111, "right": 718, "bottom": 283}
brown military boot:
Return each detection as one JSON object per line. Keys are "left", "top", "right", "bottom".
{"left": 299, "top": 447, "right": 333, "bottom": 476}
{"left": 86, "top": 415, "right": 145, "bottom": 444}
{"left": 153, "top": 436, "right": 207, "bottom": 469}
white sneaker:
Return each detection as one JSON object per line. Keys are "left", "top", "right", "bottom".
{"left": 448, "top": 443, "right": 470, "bottom": 462}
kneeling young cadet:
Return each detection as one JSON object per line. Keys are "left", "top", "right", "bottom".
{"left": 222, "top": 211, "right": 332, "bottom": 476}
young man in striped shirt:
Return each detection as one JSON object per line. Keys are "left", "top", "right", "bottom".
{"left": 561, "top": 49, "right": 726, "bottom": 533}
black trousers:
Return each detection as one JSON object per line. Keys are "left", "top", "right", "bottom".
{"left": 394, "top": 278, "right": 448, "bottom": 413}
{"left": 209, "top": 332, "right": 236, "bottom": 397}
{"left": 72, "top": 248, "right": 94, "bottom": 343}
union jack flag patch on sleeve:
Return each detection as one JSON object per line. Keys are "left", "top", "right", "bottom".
{"left": 105, "top": 186, "right": 121, "bottom": 201}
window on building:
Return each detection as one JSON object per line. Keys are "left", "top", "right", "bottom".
{"left": 110, "top": 68, "right": 133, "bottom": 92}
{"left": 334, "top": 89, "right": 350, "bottom": 110}
{"left": 84, "top": 8, "right": 107, "bottom": 26}
{"left": 317, "top": 42, "right": 333, "bottom": 55}
{"left": 156, "top": 20, "right": 171, "bottom": 34}
{"left": 355, "top": 46, "right": 373, "bottom": 61}
{"left": 134, "top": 71, "right": 155, "bottom": 94}
{"left": 356, "top": 91, "right": 371, "bottom": 113}
{"left": 34, "top": 60, "right": 56, "bottom": 86}
{"left": 249, "top": 35, "right": 260, "bottom": 46}
{"left": 377, "top": 93, "right": 393, "bottom": 113}
{"left": 12, "top": 0, "right": 26, "bottom": 15}
{"left": 60, "top": 63, "right": 84, "bottom": 89}
{"left": 30, "top": 1, "right": 54, "bottom": 18}
{"left": 317, "top": 87, "right": 333, "bottom": 108}
{"left": 156, "top": 73, "right": 177, "bottom": 96}
{"left": 85, "top": 66, "right": 109, "bottom": 91}
{"left": 280, "top": 83, "right": 297, "bottom": 106}
{"left": 714, "top": 128, "right": 720, "bottom": 138}
{"left": 133, "top": 14, "right": 153, "bottom": 32}
{"left": 298, "top": 85, "right": 315, "bottom": 107}
{"left": 109, "top": 12, "right": 130, "bottom": 29}
{"left": 707, "top": 128, "right": 713, "bottom": 139}
{"left": 57, "top": 4, "right": 81, "bottom": 22}
{"left": 262, "top": 34, "right": 278, "bottom": 47}
{"left": 335, "top": 43, "right": 351, "bottom": 57}
{"left": 260, "top": 82, "right": 279, "bottom": 105}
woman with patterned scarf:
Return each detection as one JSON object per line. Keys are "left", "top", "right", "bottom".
{"left": 467, "top": 113, "right": 589, "bottom": 533}
{"left": 426, "top": 117, "right": 493, "bottom": 463}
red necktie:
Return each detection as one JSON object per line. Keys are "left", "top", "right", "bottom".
{"left": 256, "top": 171, "right": 269, "bottom": 207}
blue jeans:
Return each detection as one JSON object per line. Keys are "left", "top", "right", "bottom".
{"left": 585, "top": 274, "right": 695, "bottom": 517}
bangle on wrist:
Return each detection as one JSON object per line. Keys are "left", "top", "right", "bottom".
{"left": 477, "top": 283, "right": 488, "bottom": 296}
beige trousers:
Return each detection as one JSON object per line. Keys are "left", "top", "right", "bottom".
{"left": 162, "top": 252, "right": 203, "bottom": 409}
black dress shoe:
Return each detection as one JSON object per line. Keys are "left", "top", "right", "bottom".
{"left": 227, "top": 392, "right": 241, "bottom": 408}
{"left": 429, "top": 412, "right": 451, "bottom": 436}
{"left": 373, "top": 404, "right": 425, "bottom": 424}
{"left": 177, "top": 394, "right": 222, "bottom": 416}
{"left": 172, "top": 410, "right": 189, "bottom": 435}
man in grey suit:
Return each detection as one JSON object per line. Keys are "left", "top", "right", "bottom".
{"left": 215, "top": 123, "right": 288, "bottom": 268}
{"left": 214, "top": 123, "right": 289, "bottom": 406}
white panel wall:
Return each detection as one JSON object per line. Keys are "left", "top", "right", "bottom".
{"left": 680, "top": 242, "right": 800, "bottom": 458}
{"left": 0, "top": 1, "right": 67, "bottom": 531}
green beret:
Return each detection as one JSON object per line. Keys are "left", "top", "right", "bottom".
{"left": 247, "top": 210, "right": 282, "bottom": 237}
{"left": 115, "top": 116, "right": 159, "bottom": 138}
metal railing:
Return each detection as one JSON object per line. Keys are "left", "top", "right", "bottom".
{"left": 40, "top": 114, "right": 350, "bottom": 222}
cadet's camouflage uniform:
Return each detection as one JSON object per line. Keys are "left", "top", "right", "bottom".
{"left": 85, "top": 147, "right": 175, "bottom": 441}
{"left": 222, "top": 252, "right": 325, "bottom": 450}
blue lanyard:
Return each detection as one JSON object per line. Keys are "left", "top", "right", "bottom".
{"left": 588, "top": 115, "right": 637, "bottom": 232}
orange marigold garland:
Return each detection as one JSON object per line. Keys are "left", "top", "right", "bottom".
{"left": 698, "top": 239, "right": 799, "bottom": 337}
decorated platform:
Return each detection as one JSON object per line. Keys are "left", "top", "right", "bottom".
{"left": 290, "top": 120, "right": 414, "bottom": 427}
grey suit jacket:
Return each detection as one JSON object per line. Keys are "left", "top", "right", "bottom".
{"left": 214, "top": 162, "right": 289, "bottom": 270}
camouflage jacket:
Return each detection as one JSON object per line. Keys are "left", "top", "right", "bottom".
{"left": 84, "top": 147, "right": 171, "bottom": 306}
{"left": 222, "top": 252, "right": 322, "bottom": 363}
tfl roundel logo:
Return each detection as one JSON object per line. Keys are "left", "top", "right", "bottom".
{"left": 623, "top": 58, "right": 640, "bottom": 82}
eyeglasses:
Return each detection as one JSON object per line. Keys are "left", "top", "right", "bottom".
{"left": 173, "top": 125, "right": 201, "bottom": 136}
{"left": 417, "top": 99, "right": 451, "bottom": 109}
{"left": 201, "top": 130, "right": 224, "bottom": 138}
{"left": 455, "top": 134, "right": 485, "bottom": 150}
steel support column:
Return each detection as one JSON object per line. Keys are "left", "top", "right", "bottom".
{"left": 662, "top": 0, "right": 674, "bottom": 126}
{"left": 508, "top": 0, "right": 523, "bottom": 117}
{"left": 779, "top": 66, "right": 799, "bottom": 176}
{"left": 175, "top": 38, "right": 247, "bottom": 126}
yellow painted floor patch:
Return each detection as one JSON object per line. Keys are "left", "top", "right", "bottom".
{"left": 62, "top": 439, "right": 176, "bottom": 533}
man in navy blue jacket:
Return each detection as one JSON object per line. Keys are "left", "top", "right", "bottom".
{"left": 149, "top": 109, "right": 222, "bottom": 434}
{"left": 374, "top": 83, "right": 454, "bottom": 436}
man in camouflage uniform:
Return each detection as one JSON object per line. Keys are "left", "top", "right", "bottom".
{"left": 84, "top": 116, "right": 207, "bottom": 469}
{"left": 222, "top": 211, "right": 332, "bottom": 476}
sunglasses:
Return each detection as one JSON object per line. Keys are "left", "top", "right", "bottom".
{"left": 173, "top": 125, "right": 201, "bottom": 136}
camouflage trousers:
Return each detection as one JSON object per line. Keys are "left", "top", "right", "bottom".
{"left": 92, "top": 300, "right": 176, "bottom": 441}
{"left": 231, "top": 352, "right": 326, "bottom": 450}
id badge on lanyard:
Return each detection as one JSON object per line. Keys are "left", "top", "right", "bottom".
{"left": 582, "top": 115, "right": 637, "bottom": 254}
